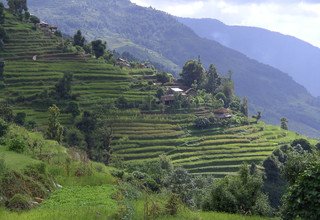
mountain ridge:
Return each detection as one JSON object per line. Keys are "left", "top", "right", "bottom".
{"left": 179, "top": 17, "right": 320, "bottom": 97}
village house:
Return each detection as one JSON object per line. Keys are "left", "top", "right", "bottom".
{"left": 161, "top": 87, "right": 196, "bottom": 105}
{"left": 214, "top": 108, "right": 233, "bottom": 119}
{"left": 116, "top": 58, "right": 131, "bottom": 68}
{"left": 37, "top": 21, "right": 58, "bottom": 35}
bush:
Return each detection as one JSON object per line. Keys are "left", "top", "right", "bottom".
{"left": 291, "top": 138, "right": 313, "bottom": 153}
{"left": 144, "top": 177, "right": 160, "bottom": 192}
{"left": 8, "top": 138, "right": 27, "bottom": 153}
{"left": 281, "top": 161, "right": 320, "bottom": 219}
{"left": 6, "top": 194, "right": 32, "bottom": 211}
{"left": 14, "top": 112, "right": 26, "bottom": 126}
{"left": 111, "top": 169, "right": 125, "bottom": 179}
{"left": 165, "top": 193, "right": 179, "bottom": 216}
{"left": 194, "top": 117, "right": 211, "bottom": 129}
{"left": 0, "top": 118, "right": 8, "bottom": 137}
{"left": 202, "top": 165, "right": 272, "bottom": 216}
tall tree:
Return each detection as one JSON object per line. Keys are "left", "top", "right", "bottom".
{"left": 205, "top": 64, "right": 221, "bottom": 94}
{"left": 73, "top": 30, "right": 85, "bottom": 47}
{"left": 98, "top": 124, "right": 114, "bottom": 165}
{"left": 241, "top": 97, "right": 249, "bottom": 117}
{"left": 47, "top": 105, "right": 63, "bottom": 143}
{"left": 7, "top": 0, "right": 28, "bottom": 15}
{"left": 91, "top": 40, "right": 106, "bottom": 58}
{"left": 180, "top": 60, "right": 205, "bottom": 87}
{"left": 55, "top": 72, "right": 73, "bottom": 99}
{"left": 0, "top": 3, "right": 5, "bottom": 24}
{"left": 280, "top": 117, "right": 288, "bottom": 130}
{"left": 0, "top": 60, "right": 4, "bottom": 79}
{"left": 77, "top": 111, "right": 97, "bottom": 158}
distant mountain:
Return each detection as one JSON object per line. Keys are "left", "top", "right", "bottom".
{"left": 24, "top": 0, "right": 320, "bottom": 137}
{"left": 179, "top": 17, "right": 320, "bottom": 97}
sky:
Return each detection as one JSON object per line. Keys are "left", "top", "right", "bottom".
{"left": 130, "top": 0, "right": 320, "bottom": 48}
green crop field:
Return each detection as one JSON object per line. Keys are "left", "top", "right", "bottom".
{"left": 0, "top": 12, "right": 310, "bottom": 179}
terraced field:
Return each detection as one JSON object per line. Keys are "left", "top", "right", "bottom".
{"left": 0, "top": 13, "right": 306, "bottom": 178}
{"left": 111, "top": 112, "right": 302, "bottom": 177}
{"left": 0, "top": 13, "right": 156, "bottom": 124}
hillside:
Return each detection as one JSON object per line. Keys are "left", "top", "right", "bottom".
{"left": 0, "top": 11, "right": 311, "bottom": 179}
{"left": 0, "top": 123, "right": 273, "bottom": 219}
{"left": 24, "top": 0, "right": 320, "bottom": 137}
{"left": 178, "top": 17, "right": 320, "bottom": 97}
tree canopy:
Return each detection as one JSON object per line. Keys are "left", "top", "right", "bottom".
{"left": 91, "top": 40, "right": 106, "bottom": 59}
{"left": 73, "top": 30, "right": 85, "bottom": 47}
{"left": 7, "top": 0, "right": 28, "bottom": 14}
{"left": 180, "top": 60, "right": 205, "bottom": 87}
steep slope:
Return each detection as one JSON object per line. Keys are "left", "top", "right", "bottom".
{"left": 179, "top": 17, "right": 320, "bottom": 97}
{"left": 0, "top": 13, "right": 308, "bottom": 178}
{"left": 24, "top": 0, "right": 320, "bottom": 137}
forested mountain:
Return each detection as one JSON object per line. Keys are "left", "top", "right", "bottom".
{"left": 20, "top": 0, "right": 320, "bottom": 137}
{"left": 179, "top": 17, "right": 320, "bottom": 97}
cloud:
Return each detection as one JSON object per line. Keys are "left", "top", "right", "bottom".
{"left": 130, "top": 0, "right": 320, "bottom": 48}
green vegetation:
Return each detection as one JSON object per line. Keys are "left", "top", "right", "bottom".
{"left": 27, "top": 0, "right": 320, "bottom": 137}
{"left": 0, "top": 5, "right": 319, "bottom": 219}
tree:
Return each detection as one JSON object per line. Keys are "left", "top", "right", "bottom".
{"left": 205, "top": 64, "right": 221, "bottom": 94}
{"left": 203, "top": 164, "right": 272, "bottom": 216}
{"left": 46, "top": 105, "right": 63, "bottom": 143}
{"left": 98, "top": 124, "right": 114, "bottom": 164}
{"left": 0, "top": 26, "right": 9, "bottom": 43}
{"left": 24, "top": 11, "right": 30, "bottom": 21}
{"left": 180, "top": 60, "right": 205, "bottom": 87}
{"left": 91, "top": 40, "right": 106, "bottom": 58}
{"left": 281, "top": 161, "right": 320, "bottom": 220}
{"left": 76, "top": 111, "right": 97, "bottom": 158}
{"left": 280, "top": 118, "right": 288, "bottom": 130}
{"left": 14, "top": 112, "right": 26, "bottom": 126}
{"left": 29, "top": 15, "right": 40, "bottom": 28}
{"left": 73, "top": 30, "right": 85, "bottom": 47}
{"left": 66, "top": 128, "right": 84, "bottom": 147}
{"left": 0, "top": 60, "right": 4, "bottom": 79}
{"left": 55, "top": 72, "right": 73, "bottom": 99}
{"left": 156, "top": 72, "right": 171, "bottom": 85}
{"left": 166, "top": 167, "right": 195, "bottom": 207}
{"left": 0, "top": 103, "right": 14, "bottom": 122}
{"left": 156, "top": 88, "right": 165, "bottom": 100}
{"left": 0, "top": 3, "right": 5, "bottom": 24}
{"left": 66, "top": 101, "right": 80, "bottom": 118}
{"left": 241, "top": 97, "right": 249, "bottom": 117}
{"left": 221, "top": 80, "right": 234, "bottom": 107}
{"left": 7, "top": 0, "right": 28, "bottom": 15}
{"left": 291, "top": 138, "right": 313, "bottom": 153}
{"left": 252, "top": 111, "right": 262, "bottom": 123}
{"left": 0, "top": 118, "right": 8, "bottom": 137}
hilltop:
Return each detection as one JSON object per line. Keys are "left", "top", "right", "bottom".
{"left": 179, "top": 17, "right": 320, "bottom": 97}
{"left": 24, "top": 0, "right": 320, "bottom": 137}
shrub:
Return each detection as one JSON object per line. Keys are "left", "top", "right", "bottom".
{"left": 14, "top": 112, "right": 26, "bottom": 126}
{"left": 165, "top": 193, "right": 179, "bottom": 216}
{"left": 7, "top": 194, "right": 32, "bottom": 211}
{"left": 291, "top": 138, "right": 313, "bottom": 153}
{"left": 144, "top": 177, "right": 160, "bottom": 192}
{"left": 111, "top": 169, "right": 125, "bottom": 179}
{"left": 132, "top": 171, "right": 147, "bottom": 180}
{"left": 203, "top": 165, "right": 272, "bottom": 216}
{"left": 8, "top": 138, "right": 27, "bottom": 153}
{"left": 194, "top": 117, "right": 211, "bottom": 129}
{"left": 0, "top": 118, "right": 8, "bottom": 137}
{"left": 281, "top": 161, "right": 320, "bottom": 219}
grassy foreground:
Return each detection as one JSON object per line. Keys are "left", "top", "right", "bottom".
{"left": 0, "top": 124, "right": 270, "bottom": 220}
